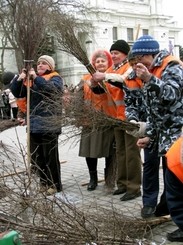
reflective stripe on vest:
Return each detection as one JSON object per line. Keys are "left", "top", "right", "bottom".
{"left": 106, "top": 63, "right": 142, "bottom": 120}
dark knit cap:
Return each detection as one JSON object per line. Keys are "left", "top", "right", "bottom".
{"left": 132, "top": 35, "right": 160, "bottom": 55}
{"left": 2, "top": 71, "right": 15, "bottom": 85}
{"left": 110, "top": 40, "right": 130, "bottom": 55}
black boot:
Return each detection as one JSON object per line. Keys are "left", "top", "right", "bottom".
{"left": 87, "top": 171, "right": 98, "bottom": 191}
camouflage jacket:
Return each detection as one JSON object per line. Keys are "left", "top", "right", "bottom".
{"left": 125, "top": 49, "right": 183, "bottom": 155}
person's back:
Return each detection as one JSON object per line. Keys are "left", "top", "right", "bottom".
{"left": 0, "top": 92, "right": 5, "bottom": 119}
{"left": 8, "top": 91, "right": 18, "bottom": 119}
{"left": 0, "top": 92, "right": 5, "bottom": 108}
{"left": 1, "top": 89, "right": 11, "bottom": 119}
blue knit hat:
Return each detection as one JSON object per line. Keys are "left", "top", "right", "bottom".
{"left": 132, "top": 35, "right": 160, "bottom": 55}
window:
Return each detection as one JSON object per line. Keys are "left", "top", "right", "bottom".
{"left": 112, "top": 27, "right": 118, "bottom": 42}
{"left": 127, "top": 28, "right": 134, "bottom": 41}
{"left": 78, "top": 32, "right": 89, "bottom": 51}
{"left": 142, "top": 29, "right": 149, "bottom": 35}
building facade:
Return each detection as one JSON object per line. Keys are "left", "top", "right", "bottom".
{"left": 0, "top": 0, "right": 182, "bottom": 86}
{"left": 57, "top": 0, "right": 182, "bottom": 86}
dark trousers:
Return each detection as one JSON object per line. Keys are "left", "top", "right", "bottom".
{"left": 2, "top": 105, "right": 11, "bottom": 119}
{"left": 166, "top": 168, "right": 183, "bottom": 231}
{"left": 12, "top": 107, "right": 18, "bottom": 119}
{"left": 143, "top": 148, "right": 167, "bottom": 207}
{"left": 143, "top": 147, "right": 160, "bottom": 207}
{"left": 30, "top": 133, "right": 62, "bottom": 191}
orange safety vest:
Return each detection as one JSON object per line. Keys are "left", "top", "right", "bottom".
{"left": 166, "top": 134, "right": 183, "bottom": 183}
{"left": 16, "top": 97, "right": 27, "bottom": 113}
{"left": 106, "top": 63, "right": 143, "bottom": 120}
{"left": 151, "top": 55, "right": 183, "bottom": 78}
{"left": 83, "top": 74, "right": 117, "bottom": 117}
{"left": 16, "top": 71, "right": 60, "bottom": 113}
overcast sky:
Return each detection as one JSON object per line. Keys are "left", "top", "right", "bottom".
{"left": 163, "top": 0, "right": 183, "bottom": 45}
{"left": 163, "top": 0, "right": 182, "bottom": 24}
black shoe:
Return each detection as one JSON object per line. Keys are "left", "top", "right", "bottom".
{"left": 87, "top": 171, "right": 98, "bottom": 191}
{"left": 167, "top": 228, "right": 183, "bottom": 242}
{"left": 155, "top": 203, "right": 170, "bottom": 217}
{"left": 120, "top": 191, "right": 141, "bottom": 201}
{"left": 113, "top": 188, "right": 126, "bottom": 195}
{"left": 87, "top": 182, "right": 97, "bottom": 191}
{"left": 141, "top": 206, "right": 156, "bottom": 219}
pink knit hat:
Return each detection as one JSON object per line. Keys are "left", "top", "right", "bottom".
{"left": 91, "top": 49, "right": 113, "bottom": 69}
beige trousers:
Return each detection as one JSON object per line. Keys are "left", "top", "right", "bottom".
{"left": 114, "top": 128, "right": 142, "bottom": 193}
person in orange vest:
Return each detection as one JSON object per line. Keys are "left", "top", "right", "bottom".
{"left": 166, "top": 129, "right": 183, "bottom": 184}
{"left": 77, "top": 49, "right": 116, "bottom": 192}
{"left": 124, "top": 51, "right": 169, "bottom": 219}
{"left": 131, "top": 35, "right": 183, "bottom": 242}
{"left": 92, "top": 40, "right": 142, "bottom": 201}
{"left": 10, "top": 55, "right": 64, "bottom": 196}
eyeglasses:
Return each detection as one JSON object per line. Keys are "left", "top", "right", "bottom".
{"left": 128, "top": 55, "right": 144, "bottom": 66}
{"left": 135, "top": 55, "right": 145, "bottom": 62}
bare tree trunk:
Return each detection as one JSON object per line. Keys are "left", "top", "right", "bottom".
{"left": 14, "top": 48, "right": 24, "bottom": 72}
{"left": 0, "top": 35, "right": 7, "bottom": 73}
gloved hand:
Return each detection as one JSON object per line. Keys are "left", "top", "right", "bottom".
{"left": 126, "top": 120, "right": 146, "bottom": 138}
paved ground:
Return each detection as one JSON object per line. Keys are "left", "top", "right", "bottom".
{"left": 0, "top": 125, "right": 181, "bottom": 245}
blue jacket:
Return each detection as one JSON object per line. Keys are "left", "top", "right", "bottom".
{"left": 11, "top": 71, "right": 63, "bottom": 134}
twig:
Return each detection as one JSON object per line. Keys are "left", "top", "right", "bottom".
{"left": 0, "top": 170, "right": 26, "bottom": 178}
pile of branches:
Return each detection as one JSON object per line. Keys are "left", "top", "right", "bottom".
{"left": 0, "top": 104, "right": 169, "bottom": 245}
{"left": 0, "top": 183, "right": 170, "bottom": 245}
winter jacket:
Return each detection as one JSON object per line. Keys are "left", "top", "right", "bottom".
{"left": 10, "top": 71, "right": 63, "bottom": 134}
{"left": 125, "top": 49, "right": 183, "bottom": 155}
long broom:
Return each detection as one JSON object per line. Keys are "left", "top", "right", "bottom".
{"left": 50, "top": 12, "right": 139, "bottom": 131}
{"left": 50, "top": 12, "right": 110, "bottom": 91}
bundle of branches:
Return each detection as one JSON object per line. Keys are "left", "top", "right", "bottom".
{"left": 50, "top": 11, "right": 95, "bottom": 75}
{"left": 44, "top": 89, "right": 139, "bottom": 138}
{"left": 0, "top": 190, "right": 170, "bottom": 245}
{"left": 70, "top": 102, "right": 140, "bottom": 132}
{"left": 44, "top": 11, "right": 139, "bottom": 134}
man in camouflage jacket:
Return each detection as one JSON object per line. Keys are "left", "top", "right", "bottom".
{"left": 130, "top": 35, "right": 183, "bottom": 242}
